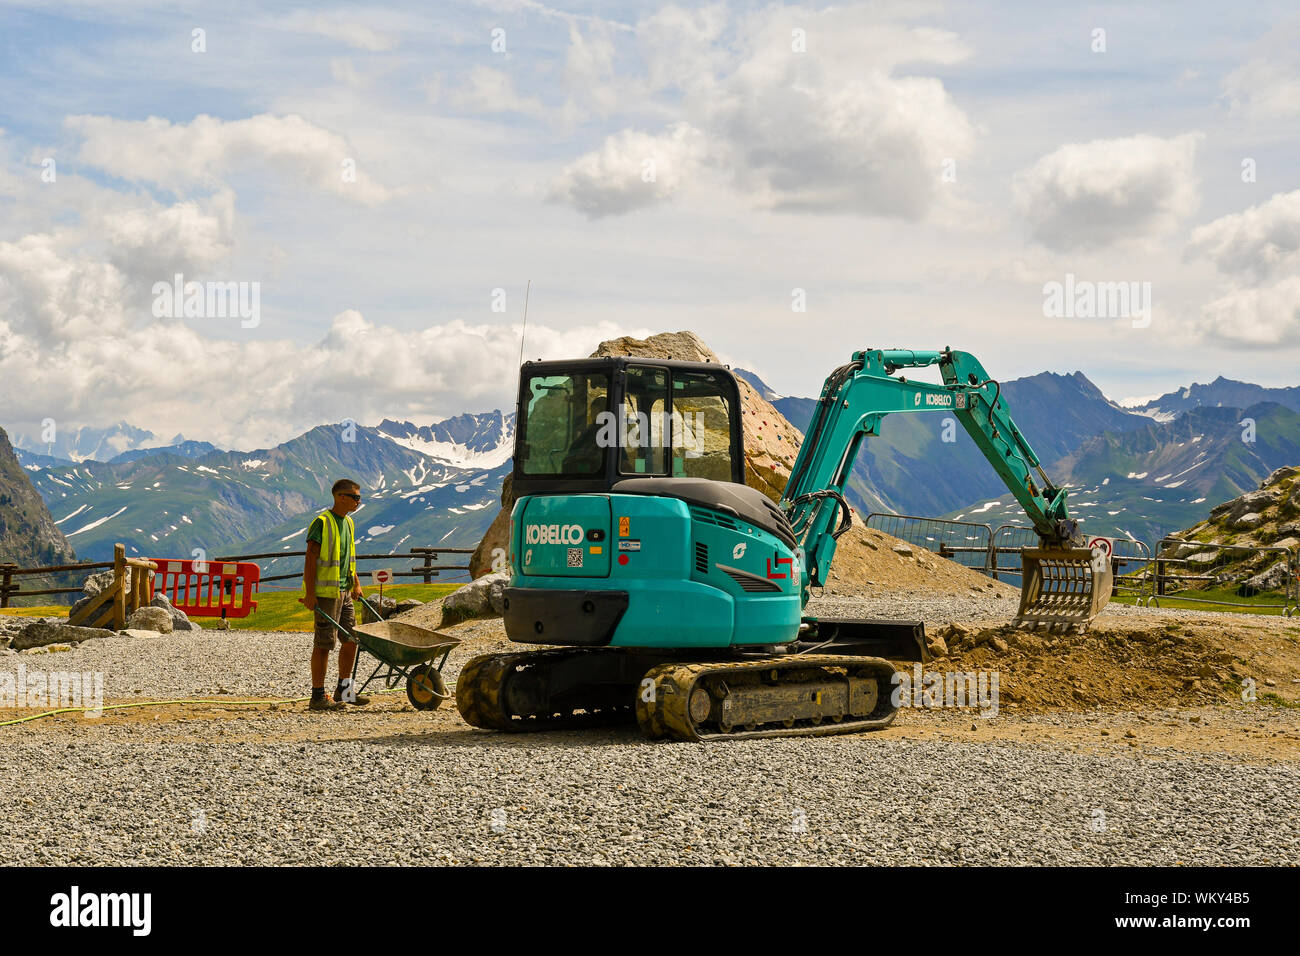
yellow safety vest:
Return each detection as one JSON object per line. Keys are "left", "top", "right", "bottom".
{"left": 305, "top": 509, "right": 356, "bottom": 598}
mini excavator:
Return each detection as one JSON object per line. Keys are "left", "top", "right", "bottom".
{"left": 456, "top": 348, "right": 1111, "bottom": 741}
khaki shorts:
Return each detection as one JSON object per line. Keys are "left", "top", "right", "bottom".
{"left": 312, "top": 593, "right": 356, "bottom": 651}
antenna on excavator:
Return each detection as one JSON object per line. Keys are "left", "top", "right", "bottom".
{"left": 517, "top": 279, "right": 531, "bottom": 368}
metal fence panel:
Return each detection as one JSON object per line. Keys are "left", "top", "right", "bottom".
{"left": 864, "top": 513, "right": 993, "bottom": 573}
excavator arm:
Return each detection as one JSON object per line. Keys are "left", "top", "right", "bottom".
{"left": 779, "top": 347, "right": 1110, "bottom": 630}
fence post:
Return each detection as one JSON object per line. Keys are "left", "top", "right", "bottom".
{"left": 113, "top": 543, "right": 127, "bottom": 630}
{"left": 422, "top": 551, "right": 435, "bottom": 584}
{"left": 0, "top": 564, "right": 14, "bottom": 609}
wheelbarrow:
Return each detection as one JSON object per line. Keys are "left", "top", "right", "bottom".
{"left": 313, "top": 597, "right": 460, "bottom": 710}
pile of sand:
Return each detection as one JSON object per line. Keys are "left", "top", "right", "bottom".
{"left": 928, "top": 615, "right": 1300, "bottom": 712}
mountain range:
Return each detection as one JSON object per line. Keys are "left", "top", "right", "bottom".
{"left": 12, "top": 412, "right": 514, "bottom": 587}
{"left": 5, "top": 366, "right": 1299, "bottom": 595}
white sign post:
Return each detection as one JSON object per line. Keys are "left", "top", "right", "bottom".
{"left": 371, "top": 568, "right": 394, "bottom": 601}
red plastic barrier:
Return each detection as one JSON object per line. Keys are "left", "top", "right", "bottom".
{"left": 152, "top": 558, "right": 260, "bottom": 619}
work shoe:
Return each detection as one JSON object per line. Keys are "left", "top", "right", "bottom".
{"left": 309, "top": 695, "right": 345, "bottom": 711}
{"left": 336, "top": 683, "right": 370, "bottom": 706}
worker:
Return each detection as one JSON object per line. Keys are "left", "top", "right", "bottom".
{"left": 300, "top": 478, "right": 369, "bottom": 710}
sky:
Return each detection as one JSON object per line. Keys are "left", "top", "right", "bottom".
{"left": 1, "top": 0, "right": 1298, "bottom": 450}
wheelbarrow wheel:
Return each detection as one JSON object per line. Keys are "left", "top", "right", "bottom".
{"left": 407, "top": 664, "right": 447, "bottom": 711}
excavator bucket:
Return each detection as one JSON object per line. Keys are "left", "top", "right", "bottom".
{"left": 1014, "top": 548, "right": 1112, "bottom": 630}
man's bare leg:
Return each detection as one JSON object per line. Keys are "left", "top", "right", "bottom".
{"left": 338, "top": 641, "right": 358, "bottom": 685}
{"left": 311, "top": 647, "right": 330, "bottom": 689}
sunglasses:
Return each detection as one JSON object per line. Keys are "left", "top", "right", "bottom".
{"left": 339, "top": 492, "right": 361, "bottom": 501}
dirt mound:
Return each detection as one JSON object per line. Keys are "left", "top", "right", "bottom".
{"left": 816, "top": 519, "right": 1020, "bottom": 599}
{"left": 928, "top": 616, "right": 1300, "bottom": 713}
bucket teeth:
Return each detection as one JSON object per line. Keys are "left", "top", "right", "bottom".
{"left": 1014, "top": 547, "right": 1112, "bottom": 631}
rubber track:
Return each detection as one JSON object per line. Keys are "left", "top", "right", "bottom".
{"left": 455, "top": 649, "right": 635, "bottom": 732}
{"left": 635, "top": 654, "right": 899, "bottom": 742}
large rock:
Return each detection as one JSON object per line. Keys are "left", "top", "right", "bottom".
{"left": 1241, "top": 560, "right": 1292, "bottom": 593}
{"left": 469, "top": 473, "right": 514, "bottom": 579}
{"left": 150, "top": 593, "right": 196, "bottom": 631}
{"left": 12, "top": 622, "right": 116, "bottom": 650}
{"left": 83, "top": 566, "right": 150, "bottom": 597}
{"left": 441, "top": 569, "right": 509, "bottom": 623}
{"left": 1261, "top": 466, "right": 1298, "bottom": 488}
{"left": 125, "top": 606, "right": 173, "bottom": 634}
{"left": 1234, "top": 511, "right": 1264, "bottom": 530}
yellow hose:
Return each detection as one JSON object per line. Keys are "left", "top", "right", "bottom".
{"left": 0, "top": 687, "right": 404, "bottom": 727}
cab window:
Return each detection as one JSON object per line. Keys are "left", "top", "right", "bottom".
{"left": 619, "top": 366, "right": 668, "bottom": 475}
{"left": 671, "top": 371, "right": 734, "bottom": 480}
{"left": 518, "top": 371, "right": 610, "bottom": 475}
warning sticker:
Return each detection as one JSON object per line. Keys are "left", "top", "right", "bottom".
{"left": 618, "top": 540, "right": 641, "bottom": 551}
{"left": 618, "top": 516, "right": 630, "bottom": 537}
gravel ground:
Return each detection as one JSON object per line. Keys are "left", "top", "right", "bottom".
{"left": 3, "top": 712, "right": 1297, "bottom": 866}
{"left": 1, "top": 598, "right": 1297, "bottom": 866}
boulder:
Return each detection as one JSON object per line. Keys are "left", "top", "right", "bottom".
{"left": 442, "top": 569, "right": 509, "bottom": 623}
{"left": 1241, "top": 560, "right": 1292, "bottom": 593}
{"left": 1261, "top": 466, "right": 1298, "bottom": 488}
{"left": 125, "top": 606, "right": 173, "bottom": 634}
{"left": 150, "top": 593, "right": 196, "bottom": 631}
{"left": 469, "top": 473, "right": 514, "bottom": 579}
{"left": 12, "top": 622, "right": 116, "bottom": 651}
{"left": 1234, "top": 512, "right": 1264, "bottom": 530}
{"left": 83, "top": 566, "right": 151, "bottom": 597}
{"left": 117, "top": 628, "right": 161, "bottom": 639}
{"left": 393, "top": 599, "right": 424, "bottom": 616}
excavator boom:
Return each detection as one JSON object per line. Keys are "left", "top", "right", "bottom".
{"left": 781, "top": 347, "right": 1111, "bottom": 630}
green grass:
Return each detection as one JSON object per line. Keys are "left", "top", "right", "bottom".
{"left": 190, "top": 583, "right": 461, "bottom": 632}
{"left": 0, "top": 606, "right": 69, "bottom": 618}
{"left": 1112, "top": 585, "right": 1297, "bottom": 616}
{"left": 2, "top": 584, "right": 463, "bottom": 631}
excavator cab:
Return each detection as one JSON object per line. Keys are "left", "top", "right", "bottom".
{"left": 512, "top": 358, "right": 746, "bottom": 499}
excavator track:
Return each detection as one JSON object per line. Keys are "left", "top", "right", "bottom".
{"left": 636, "top": 654, "right": 899, "bottom": 742}
{"left": 456, "top": 648, "right": 643, "bottom": 732}
{"left": 458, "top": 648, "right": 901, "bottom": 742}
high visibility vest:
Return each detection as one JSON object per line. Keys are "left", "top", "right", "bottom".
{"left": 305, "top": 510, "right": 356, "bottom": 598}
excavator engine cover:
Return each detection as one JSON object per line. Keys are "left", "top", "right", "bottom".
{"left": 1014, "top": 547, "right": 1112, "bottom": 630}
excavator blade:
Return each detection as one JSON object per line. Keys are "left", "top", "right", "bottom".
{"left": 1014, "top": 547, "right": 1112, "bottom": 631}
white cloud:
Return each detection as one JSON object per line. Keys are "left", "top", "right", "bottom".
{"left": 1187, "top": 189, "right": 1300, "bottom": 281}
{"left": 547, "top": 123, "right": 707, "bottom": 217}
{"left": 448, "top": 66, "right": 549, "bottom": 119}
{"left": 1012, "top": 133, "right": 1203, "bottom": 251}
{"left": 1222, "top": 34, "right": 1300, "bottom": 120}
{"left": 0, "top": 216, "right": 644, "bottom": 445}
{"left": 1195, "top": 276, "right": 1300, "bottom": 347}
{"left": 66, "top": 113, "right": 393, "bottom": 205}
{"left": 548, "top": 4, "right": 974, "bottom": 219}
{"left": 276, "top": 10, "right": 399, "bottom": 52}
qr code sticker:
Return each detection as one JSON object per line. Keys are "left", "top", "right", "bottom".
{"left": 567, "top": 548, "right": 583, "bottom": 568}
